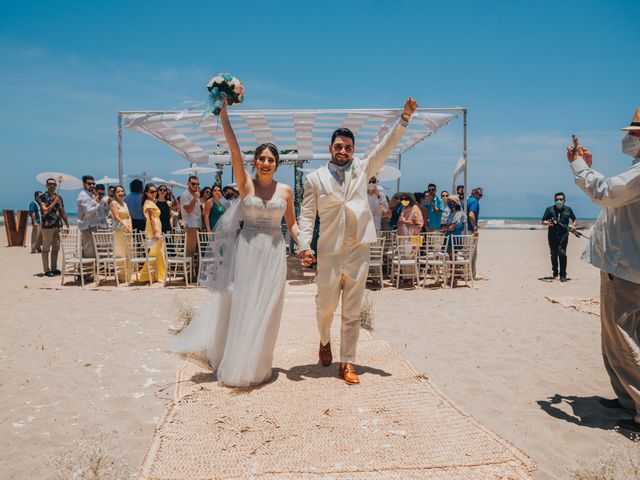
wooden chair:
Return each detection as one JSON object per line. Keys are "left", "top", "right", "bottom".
{"left": 60, "top": 229, "right": 95, "bottom": 286}
{"left": 126, "top": 232, "right": 158, "bottom": 285}
{"left": 164, "top": 233, "right": 193, "bottom": 286}
{"left": 93, "top": 231, "right": 127, "bottom": 286}
{"left": 419, "top": 232, "right": 447, "bottom": 287}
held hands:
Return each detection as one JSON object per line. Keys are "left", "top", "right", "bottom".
{"left": 566, "top": 146, "right": 593, "bottom": 167}
{"left": 402, "top": 97, "right": 418, "bottom": 120}
{"left": 299, "top": 249, "right": 316, "bottom": 267}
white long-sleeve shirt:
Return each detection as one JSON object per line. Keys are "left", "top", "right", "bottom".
{"left": 571, "top": 156, "right": 640, "bottom": 284}
{"left": 76, "top": 189, "right": 99, "bottom": 231}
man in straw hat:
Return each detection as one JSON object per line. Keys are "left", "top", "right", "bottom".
{"left": 298, "top": 97, "right": 417, "bottom": 385}
{"left": 567, "top": 108, "right": 640, "bottom": 432}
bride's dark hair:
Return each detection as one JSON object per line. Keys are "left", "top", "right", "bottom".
{"left": 254, "top": 143, "right": 279, "bottom": 169}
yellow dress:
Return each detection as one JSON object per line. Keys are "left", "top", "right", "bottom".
{"left": 113, "top": 201, "right": 132, "bottom": 282}
{"left": 139, "top": 200, "right": 167, "bottom": 283}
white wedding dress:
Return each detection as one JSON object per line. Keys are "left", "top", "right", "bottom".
{"left": 171, "top": 195, "right": 287, "bottom": 387}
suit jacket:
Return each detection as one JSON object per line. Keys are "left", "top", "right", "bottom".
{"left": 298, "top": 120, "right": 408, "bottom": 256}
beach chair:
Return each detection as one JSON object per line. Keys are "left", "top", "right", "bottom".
{"left": 367, "top": 236, "right": 385, "bottom": 289}
{"left": 390, "top": 235, "right": 420, "bottom": 288}
{"left": 197, "top": 231, "right": 216, "bottom": 286}
{"left": 60, "top": 228, "right": 95, "bottom": 286}
{"left": 419, "top": 232, "right": 447, "bottom": 288}
{"left": 93, "top": 231, "right": 127, "bottom": 286}
{"left": 126, "top": 232, "right": 158, "bottom": 285}
{"left": 164, "top": 233, "right": 193, "bottom": 286}
{"left": 444, "top": 234, "right": 476, "bottom": 288}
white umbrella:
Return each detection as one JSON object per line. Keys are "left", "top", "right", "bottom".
{"left": 164, "top": 179, "right": 187, "bottom": 189}
{"left": 375, "top": 165, "right": 401, "bottom": 182}
{"left": 171, "top": 165, "right": 219, "bottom": 175}
{"left": 150, "top": 176, "right": 169, "bottom": 184}
{"left": 95, "top": 176, "right": 121, "bottom": 185}
{"left": 36, "top": 172, "right": 83, "bottom": 191}
{"left": 125, "top": 171, "right": 156, "bottom": 181}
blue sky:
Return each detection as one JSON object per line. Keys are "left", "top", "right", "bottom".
{"left": 1, "top": 0, "right": 638, "bottom": 218}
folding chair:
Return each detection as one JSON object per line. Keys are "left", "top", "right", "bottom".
{"left": 60, "top": 229, "right": 95, "bottom": 286}
{"left": 197, "top": 231, "right": 216, "bottom": 286}
{"left": 164, "top": 233, "right": 193, "bottom": 286}
{"left": 390, "top": 235, "right": 420, "bottom": 288}
{"left": 93, "top": 231, "right": 127, "bottom": 286}
{"left": 367, "top": 237, "right": 385, "bottom": 289}
{"left": 444, "top": 234, "right": 476, "bottom": 288}
{"left": 419, "top": 232, "right": 447, "bottom": 287}
{"left": 126, "top": 232, "right": 158, "bottom": 285}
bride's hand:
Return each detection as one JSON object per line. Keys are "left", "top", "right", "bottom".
{"left": 219, "top": 96, "right": 229, "bottom": 118}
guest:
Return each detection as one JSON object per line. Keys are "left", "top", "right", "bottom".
{"left": 541, "top": 192, "right": 577, "bottom": 281}
{"left": 441, "top": 190, "right": 451, "bottom": 224}
{"left": 389, "top": 195, "right": 402, "bottom": 230}
{"left": 180, "top": 176, "right": 202, "bottom": 266}
{"left": 204, "top": 185, "right": 225, "bottom": 232}
{"left": 76, "top": 175, "right": 99, "bottom": 258}
{"left": 466, "top": 186, "right": 483, "bottom": 279}
{"left": 396, "top": 193, "right": 424, "bottom": 236}
{"left": 156, "top": 185, "right": 173, "bottom": 234}
{"left": 456, "top": 185, "right": 465, "bottom": 202}
{"left": 125, "top": 179, "right": 145, "bottom": 232}
{"left": 380, "top": 195, "right": 392, "bottom": 231}
{"left": 109, "top": 186, "right": 132, "bottom": 282}
{"left": 567, "top": 110, "right": 640, "bottom": 432}
{"left": 107, "top": 185, "right": 116, "bottom": 203}
{"left": 94, "top": 184, "right": 109, "bottom": 230}
{"left": 415, "top": 191, "right": 427, "bottom": 232}
{"left": 39, "top": 178, "right": 69, "bottom": 277}
{"left": 170, "top": 196, "right": 181, "bottom": 231}
{"left": 423, "top": 183, "right": 444, "bottom": 232}
{"left": 29, "top": 191, "right": 43, "bottom": 253}
{"left": 138, "top": 183, "right": 166, "bottom": 283}
{"left": 221, "top": 185, "right": 235, "bottom": 208}
{"left": 200, "top": 186, "right": 212, "bottom": 227}
{"left": 441, "top": 194, "right": 466, "bottom": 287}
{"left": 367, "top": 177, "right": 388, "bottom": 232}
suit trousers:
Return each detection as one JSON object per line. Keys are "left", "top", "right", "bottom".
{"left": 41, "top": 227, "right": 60, "bottom": 272}
{"left": 31, "top": 224, "right": 42, "bottom": 253}
{"left": 316, "top": 239, "right": 370, "bottom": 364}
{"left": 600, "top": 271, "right": 640, "bottom": 423}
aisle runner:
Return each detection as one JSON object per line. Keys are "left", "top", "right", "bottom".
{"left": 140, "top": 333, "right": 535, "bottom": 479}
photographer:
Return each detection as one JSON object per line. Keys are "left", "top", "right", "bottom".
{"left": 541, "top": 192, "right": 576, "bottom": 281}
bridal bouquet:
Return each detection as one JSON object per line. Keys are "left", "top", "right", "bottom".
{"left": 206, "top": 73, "right": 245, "bottom": 116}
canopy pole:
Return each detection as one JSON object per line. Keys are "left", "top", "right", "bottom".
{"left": 214, "top": 163, "right": 224, "bottom": 188}
{"left": 117, "top": 113, "right": 124, "bottom": 185}
{"left": 463, "top": 108, "right": 468, "bottom": 234}
{"left": 396, "top": 154, "right": 402, "bottom": 193}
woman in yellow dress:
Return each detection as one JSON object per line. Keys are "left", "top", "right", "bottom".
{"left": 139, "top": 183, "right": 166, "bottom": 283}
{"left": 109, "top": 186, "right": 132, "bottom": 282}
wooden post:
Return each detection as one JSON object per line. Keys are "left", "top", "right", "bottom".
{"left": 3, "top": 210, "right": 29, "bottom": 247}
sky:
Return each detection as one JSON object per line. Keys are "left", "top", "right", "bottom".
{"left": 1, "top": 0, "right": 639, "bottom": 218}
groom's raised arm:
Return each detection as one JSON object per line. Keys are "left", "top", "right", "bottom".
{"left": 297, "top": 176, "right": 318, "bottom": 254}
{"left": 365, "top": 97, "right": 417, "bottom": 177}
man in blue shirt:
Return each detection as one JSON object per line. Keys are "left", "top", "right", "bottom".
{"left": 124, "top": 179, "right": 146, "bottom": 232}
{"left": 466, "top": 187, "right": 483, "bottom": 278}
{"left": 423, "top": 183, "right": 444, "bottom": 231}
{"left": 29, "top": 191, "right": 42, "bottom": 253}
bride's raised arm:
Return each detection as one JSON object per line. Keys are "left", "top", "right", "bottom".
{"left": 220, "top": 100, "right": 252, "bottom": 198}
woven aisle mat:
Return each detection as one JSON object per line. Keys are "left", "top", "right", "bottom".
{"left": 545, "top": 296, "right": 600, "bottom": 316}
{"left": 140, "top": 337, "right": 535, "bottom": 479}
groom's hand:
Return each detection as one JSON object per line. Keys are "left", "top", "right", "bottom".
{"left": 299, "top": 249, "right": 316, "bottom": 267}
{"left": 402, "top": 97, "right": 418, "bottom": 121}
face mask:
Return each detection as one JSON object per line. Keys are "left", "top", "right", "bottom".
{"left": 622, "top": 134, "right": 640, "bottom": 157}
{"left": 400, "top": 200, "right": 410, "bottom": 207}
{"left": 555, "top": 200, "right": 564, "bottom": 209}
{"left": 367, "top": 183, "right": 377, "bottom": 191}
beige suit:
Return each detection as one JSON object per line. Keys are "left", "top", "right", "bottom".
{"left": 298, "top": 120, "right": 408, "bottom": 363}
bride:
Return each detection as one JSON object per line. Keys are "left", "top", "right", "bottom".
{"left": 171, "top": 99, "right": 300, "bottom": 387}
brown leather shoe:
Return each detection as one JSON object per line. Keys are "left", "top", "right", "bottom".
{"left": 338, "top": 363, "right": 360, "bottom": 385}
{"left": 319, "top": 341, "right": 332, "bottom": 366}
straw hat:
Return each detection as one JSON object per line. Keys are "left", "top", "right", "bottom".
{"left": 622, "top": 108, "right": 640, "bottom": 131}
{"left": 447, "top": 194, "right": 461, "bottom": 206}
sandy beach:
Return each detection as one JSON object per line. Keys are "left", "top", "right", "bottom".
{"left": 0, "top": 227, "right": 637, "bottom": 479}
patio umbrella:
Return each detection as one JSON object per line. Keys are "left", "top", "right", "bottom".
{"left": 150, "top": 176, "right": 169, "bottom": 184}
{"left": 164, "top": 179, "right": 187, "bottom": 190}
{"left": 171, "top": 165, "right": 219, "bottom": 175}
{"left": 95, "top": 176, "right": 121, "bottom": 185}
{"left": 125, "top": 171, "right": 156, "bottom": 181}
{"left": 374, "top": 165, "right": 401, "bottom": 182}
{"left": 36, "top": 172, "right": 83, "bottom": 191}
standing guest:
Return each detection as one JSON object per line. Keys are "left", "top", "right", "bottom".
{"left": 94, "top": 184, "right": 109, "bottom": 230}
{"left": 180, "top": 175, "right": 202, "bottom": 268}
{"left": 109, "top": 186, "right": 132, "bottom": 282}
{"left": 466, "top": 186, "right": 483, "bottom": 279}
{"left": 456, "top": 185, "right": 465, "bottom": 203}
{"left": 423, "top": 183, "right": 444, "bottom": 232}
{"left": 389, "top": 195, "right": 402, "bottom": 230}
{"left": 156, "top": 185, "right": 173, "bottom": 234}
{"left": 29, "top": 191, "right": 43, "bottom": 253}
{"left": 170, "top": 195, "right": 181, "bottom": 231}
{"left": 76, "top": 175, "right": 99, "bottom": 258}
{"left": 204, "top": 185, "right": 226, "bottom": 232}
{"left": 221, "top": 185, "right": 235, "bottom": 208}
{"left": 39, "top": 178, "right": 69, "bottom": 277}
{"left": 441, "top": 190, "right": 451, "bottom": 224}
{"left": 397, "top": 193, "right": 424, "bottom": 236}
{"left": 380, "top": 194, "right": 392, "bottom": 231}
{"left": 541, "top": 192, "right": 577, "bottom": 281}
{"left": 441, "top": 195, "right": 467, "bottom": 287}
{"left": 107, "top": 185, "right": 116, "bottom": 203}
{"left": 139, "top": 183, "right": 166, "bottom": 283}
{"left": 367, "top": 178, "right": 388, "bottom": 232}
{"left": 200, "top": 186, "right": 212, "bottom": 227}
{"left": 567, "top": 111, "right": 640, "bottom": 432}
{"left": 125, "top": 179, "right": 145, "bottom": 232}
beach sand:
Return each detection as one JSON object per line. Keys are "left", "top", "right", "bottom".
{"left": 0, "top": 228, "right": 636, "bottom": 479}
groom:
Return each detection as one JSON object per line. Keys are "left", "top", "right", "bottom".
{"left": 298, "top": 97, "right": 417, "bottom": 384}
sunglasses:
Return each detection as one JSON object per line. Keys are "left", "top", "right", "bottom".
{"left": 428, "top": 188, "right": 436, "bottom": 192}
{"left": 190, "top": 182, "right": 199, "bottom": 187}
{"left": 86, "top": 182, "right": 95, "bottom": 186}
{"left": 158, "top": 188, "right": 167, "bottom": 192}
{"left": 331, "top": 144, "right": 354, "bottom": 153}
{"left": 47, "top": 183, "right": 57, "bottom": 187}
{"left": 149, "top": 189, "right": 158, "bottom": 194}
